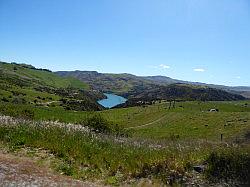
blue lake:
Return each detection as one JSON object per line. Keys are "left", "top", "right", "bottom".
{"left": 98, "top": 93, "right": 127, "bottom": 108}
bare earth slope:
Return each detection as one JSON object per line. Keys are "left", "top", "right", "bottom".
{"left": 0, "top": 150, "right": 102, "bottom": 187}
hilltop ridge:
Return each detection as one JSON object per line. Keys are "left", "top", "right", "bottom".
{"left": 56, "top": 70, "right": 247, "bottom": 102}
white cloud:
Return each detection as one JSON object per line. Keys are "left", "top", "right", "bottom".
{"left": 193, "top": 68, "right": 205, "bottom": 72}
{"left": 236, "top": 76, "right": 241, "bottom": 79}
{"left": 159, "top": 64, "right": 170, "bottom": 69}
{"left": 149, "top": 64, "right": 171, "bottom": 70}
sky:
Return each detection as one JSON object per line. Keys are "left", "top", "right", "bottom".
{"left": 0, "top": 0, "right": 250, "bottom": 86}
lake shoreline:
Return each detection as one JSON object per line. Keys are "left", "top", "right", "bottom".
{"left": 98, "top": 93, "right": 127, "bottom": 109}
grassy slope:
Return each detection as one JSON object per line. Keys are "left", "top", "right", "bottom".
{"left": 0, "top": 62, "right": 89, "bottom": 89}
{"left": 103, "top": 101, "right": 250, "bottom": 141}
{"left": 56, "top": 71, "right": 156, "bottom": 94}
{"left": 0, "top": 61, "right": 88, "bottom": 104}
{"left": 0, "top": 98, "right": 249, "bottom": 185}
{"left": 0, "top": 62, "right": 105, "bottom": 111}
{"left": 1, "top": 100, "right": 250, "bottom": 142}
{"left": 0, "top": 101, "right": 249, "bottom": 185}
{"left": 0, "top": 62, "right": 62, "bottom": 106}
{"left": 0, "top": 122, "right": 221, "bottom": 185}
{"left": 0, "top": 62, "right": 249, "bottom": 185}
{"left": 56, "top": 71, "right": 246, "bottom": 101}
{"left": 1, "top": 67, "right": 249, "bottom": 140}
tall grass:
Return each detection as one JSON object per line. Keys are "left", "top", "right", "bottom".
{"left": 0, "top": 118, "right": 249, "bottom": 185}
{"left": 0, "top": 121, "right": 206, "bottom": 185}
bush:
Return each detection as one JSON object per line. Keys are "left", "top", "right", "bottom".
{"left": 206, "top": 150, "right": 250, "bottom": 184}
{"left": 133, "top": 159, "right": 185, "bottom": 185}
{"left": 85, "top": 114, "right": 112, "bottom": 133}
{"left": 12, "top": 97, "right": 27, "bottom": 104}
{"left": 56, "top": 162, "right": 75, "bottom": 176}
{"left": 84, "top": 114, "right": 128, "bottom": 136}
{"left": 1, "top": 97, "right": 9, "bottom": 102}
{"left": 20, "top": 109, "right": 35, "bottom": 120}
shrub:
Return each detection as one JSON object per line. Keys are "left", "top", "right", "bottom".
{"left": 56, "top": 162, "right": 75, "bottom": 176}
{"left": 59, "top": 98, "right": 67, "bottom": 104}
{"left": 85, "top": 114, "right": 112, "bottom": 133}
{"left": 20, "top": 109, "right": 35, "bottom": 120}
{"left": 12, "top": 97, "right": 27, "bottom": 104}
{"left": 133, "top": 159, "right": 185, "bottom": 185}
{"left": 1, "top": 97, "right": 9, "bottom": 102}
{"left": 206, "top": 150, "right": 250, "bottom": 184}
{"left": 84, "top": 114, "right": 128, "bottom": 136}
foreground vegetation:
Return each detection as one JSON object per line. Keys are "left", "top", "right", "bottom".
{"left": 0, "top": 100, "right": 250, "bottom": 185}
{"left": 1, "top": 100, "right": 250, "bottom": 141}
{"left": 0, "top": 119, "right": 249, "bottom": 186}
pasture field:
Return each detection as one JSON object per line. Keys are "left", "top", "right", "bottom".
{"left": 1, "top": 100, "right": 250, "bottom": 141}
{"left": 0, "top": 100, "right": 250, "bottom": 185}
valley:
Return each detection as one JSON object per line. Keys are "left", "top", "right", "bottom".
{"left": 0, "top": 61, "right": 249, "bottom": 186}
{"left": 56, "top": 70, "right": 250, "bottom": 99}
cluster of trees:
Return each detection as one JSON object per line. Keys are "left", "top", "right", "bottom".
{"left": 60, "top": 98, "right": 103, "bottom": 111}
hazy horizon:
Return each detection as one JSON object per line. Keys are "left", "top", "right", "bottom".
{"left": 1, "top": 0, "right": 250, "bottom": 86}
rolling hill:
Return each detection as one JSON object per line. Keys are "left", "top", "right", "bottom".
{"left": 0, "top": 61, "right": 104, "bottom": 111}
{"left": 144, "top": 76, "right": 250, "bottom": 97}
{"left": 0, "top": 61, "right": 245, "bottom": 111}
{"left": 0, "top": 61, "right": 249, "bottom": 186}
{"left": 57, "top": 71, "right": 250, "bottom": 96}
{"left": 56, "top": 71, "right": 152, "bottom": 94}
{"left": 56, "top": 70, "right": 247, "bottom": 101}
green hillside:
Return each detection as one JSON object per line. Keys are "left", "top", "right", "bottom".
{"left": 0, "top": 61, "right": 249, "bottom": 186}
{"left": 56, "top": 70, "right": 246, "bottom": 102}
{"left": 0, "top": 61, "right": 104, "bottom": 112}
{"left": 56, "top": 71, "right": 151, "bottom": 94}
{"left": 0, "top": 62, "right": 89, "bottom": 89}
{"left": 0, "top": 98, "right": 249, "bottom": 185}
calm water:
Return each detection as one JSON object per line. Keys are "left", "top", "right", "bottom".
{"left": 98, "top": 93, "right": 127, "bottom": 108}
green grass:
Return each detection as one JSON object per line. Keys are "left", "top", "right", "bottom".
{"left": 0, "top": 98, "right": 250, "bottom": 185}
{"left": 133, "top": 112, "right": 250, "bottom": 141}
{"left": 1, "top": 61, "right": 250, "bottom": 185}
{"left": 206, "top": 150, "right": 250, "bottom": 183}
{"left": 0, "top": 123, "right": 241, "bottom": 184}
{"left": 101, "top": 101, "right": 250, "bottom": 127}
{"left": 0, "top": 122, "right": 248, "bottom": 185}
{"left": 1, "top": 100, "right": 250, "bottom": 142}
{"left": 0, "top": 62, "right": 89, "bottom": 89}
{"left": 0, "top": 124, "right": 177, "bottom": 181}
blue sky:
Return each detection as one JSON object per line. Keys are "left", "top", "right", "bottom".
{"left": 0, "top": 0, "right": 250, "bottom": 86}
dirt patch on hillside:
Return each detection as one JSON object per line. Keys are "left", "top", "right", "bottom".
{"left": 0, "top": 152, "right": 102, "bottom": 187}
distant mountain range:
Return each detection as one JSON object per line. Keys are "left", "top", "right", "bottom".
{"left": 56, "top": 71, "right": 249, "bottom": 100}
{"left": 1, "top": 60, "right": 248, "bottom": 112}
{"left": 143, "top": 76, "right": 250, "bottom": 98}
